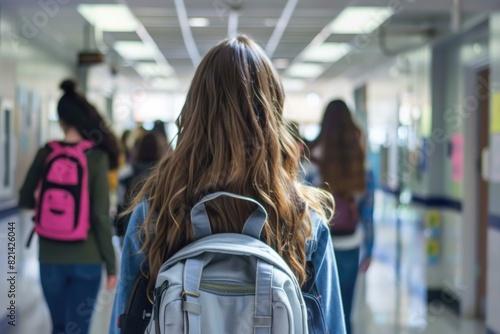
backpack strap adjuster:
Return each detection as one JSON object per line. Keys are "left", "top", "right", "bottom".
{"left": 181, "top": 290, "right": 201, "bottom": 298}
{"left": 183, "top": 258, "right": 204, "bottom": 333}
{"left": 182, "top": 301, "right": 202, "bottom": 315}
{"left": 142, "top": 310, "right": 152, "bottom": 320}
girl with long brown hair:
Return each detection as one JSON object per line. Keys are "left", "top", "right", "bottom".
{"left": 110, "top": 35, "right": 346, "bottom": 334}
{"left": 311, "top": 99, "right": 375, "bottom": 334}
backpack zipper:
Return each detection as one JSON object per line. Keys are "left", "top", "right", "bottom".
{"left": 199, "top": 281, "right": 255, "bottom": 296}
{"left": 154, "top": 280, "right": 170, "bottom": 333}
{"left": 152, "top": 280, "right": 253, "bottom": 332}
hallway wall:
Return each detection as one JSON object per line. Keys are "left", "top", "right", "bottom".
{"left": 0, "top": 8, "right": 77, "bottom": 326}
{"left": 319, "top": 17, "right": 495, "bottom": 322}
{"left": 0, "top": 9, "right": 76, "bottom": 204}
{"left": 430, "top": 20, "right": 491, "bottom": 317}
{"left": 486, "top": 13, "right": 500, "bottom": 334}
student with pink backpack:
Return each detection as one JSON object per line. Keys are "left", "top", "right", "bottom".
{"left": 19, "top": 79, "right": 119, "bottom": 334}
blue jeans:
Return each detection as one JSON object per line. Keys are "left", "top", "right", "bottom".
{"left": 40, "top": 263, "right": 102, "bottom": 334}
{"left": 335, "top": 247, "right": 360, "bottom": 334}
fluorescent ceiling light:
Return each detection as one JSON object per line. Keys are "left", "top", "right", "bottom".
{"left": 281, "top": 78, "right": 306, "bottom": 91}
{"left": 302, "top": 43, "right": 351, "bottom": 62}
{"left": 273, "top": 58, "right": 289, "bottom": 69}
{"left": 77, "top": 4, "right": 138, "bottom": 32}
{"left": 149, "top": 78, "right": 180, "bottom": 91}
{"left": 265, "top": 18, "right": 278, "bottom": 27}
{"left": 136, "top": 62, "right": 174, "bottom": 78}
{"left": 307, "top": 93, "right": 321, "bottom": 107}
{"left": 330, "top": 7, "right": 394, "bottom": 34}
{"left": 114, "top": 41, "right": 156, "bottom": 60}
{"left": 189, "top": 17, "right": 210, "bottom": 27}
{"left": 287, "top": 63, "right": 325, "bottom": 79}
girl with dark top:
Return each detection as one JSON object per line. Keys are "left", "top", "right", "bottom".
{"left": 120, "top": 129, "right": 133, "bottom": 163}
{"left": 115, "top": 132, "right": 162, "bottom": 237}
{"left": 19, "top": 79, "right": 118, "bottom": 334}
{"left": 124, "top": 132, "right": 162, "bottom": 196}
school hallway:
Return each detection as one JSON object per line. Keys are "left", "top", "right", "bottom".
{"left": 2, "top": 2, "right": 500, "bottom": 332}
{"left": 1, "top": 191, "right": 485, "bottom": 334}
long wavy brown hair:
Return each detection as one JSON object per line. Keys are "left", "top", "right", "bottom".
{"left": 129, "top": 35, "right": 333, "bottom": 294}
{"left": 310, "top": 100, "right": 366, "bottom": 197}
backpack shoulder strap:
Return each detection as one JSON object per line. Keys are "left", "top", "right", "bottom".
{"left": 45, "top": 140, "right": 94, "bottom": 153}
{"left": 46, "top": 140, "right": 60, "bottom": 151}
{"left": 76, "top": 140, "right": 94, "bottom": 151}
{"left": 181, "top": 257, "right": 273, "bottom": 334}
{"left": 190, "top": 192, "right": 268, "bottom": 241}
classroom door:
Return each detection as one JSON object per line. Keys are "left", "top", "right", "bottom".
{"left": 476, "top": 67, "right": 490, "bottom": 318}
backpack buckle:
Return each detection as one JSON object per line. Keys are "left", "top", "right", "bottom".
{"left": 142, "top": 310, "right": 152, "bottom": 320}
{"left": 181, "top": 290, "right": 200, "bottom": 298}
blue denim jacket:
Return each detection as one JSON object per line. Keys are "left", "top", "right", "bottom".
{"left": 109, "top": 201, "right": 346, "bottom": 334}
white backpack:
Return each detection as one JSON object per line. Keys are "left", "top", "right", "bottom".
{"left": 146, "top": 192, "right": 309, "bottom": 334}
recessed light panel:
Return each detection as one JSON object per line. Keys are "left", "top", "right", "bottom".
{"left": 136, "top": 62, "right": 174, "bottom": 78}
{"left": 78, "top": 4, "right": 138, "bottom": 32}
{"left": 281, "top": 78, "right": 306, "bottom": 91}
{"left": 287, "top": 63, "right": 325, "bottom": 79}
{"left": 330, "top": 7, "right": 394, "bottom": 34}
{"left": 302, "top": 43, "right": 351, "bottom": 63}
{"left": 188, "top": 17, "right": 210, "bottom": 27}
{"left": 114, "top": 41, "right": 156, "bottom": 60}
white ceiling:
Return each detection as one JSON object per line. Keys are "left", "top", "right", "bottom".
{"left": 2, "top": 0, "right": 500, "bottom": 91}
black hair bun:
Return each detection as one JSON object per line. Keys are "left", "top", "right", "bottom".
{"left": 60, "top": 79, "right": 77, "bottom": 93}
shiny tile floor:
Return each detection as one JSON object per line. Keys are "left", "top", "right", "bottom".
{"left": 4, "top": 192, "right": 486, "bottom": 334}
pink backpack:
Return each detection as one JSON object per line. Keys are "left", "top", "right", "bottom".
{"left": 34, "top": 140, "right": 94, "bottom": 241}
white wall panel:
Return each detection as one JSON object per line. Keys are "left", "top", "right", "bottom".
{"left": 486, "top": 228, "right": 500, "bottom": 332}
{"left": 486, "top": 12, "right": 500, "bottom": 333}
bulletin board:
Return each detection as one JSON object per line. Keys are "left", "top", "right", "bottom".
{"left": 0, "top": 98, "right": 16, "bottom": 200}
{"left": 491, "top": 93, "right": 500, "bottom": 183}
{"left": 17, "top": 87, "right": 44, "bottom": 154}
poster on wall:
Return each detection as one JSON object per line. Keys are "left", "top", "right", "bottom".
{"left": 0, "top": 98, "right": 16, "bottom": 200}
{"left": 18, "top": 87, "right": 31, "bottom": 128}
{"left": 491, "top": 93, "right": 500, "bottom": 133}
{"left": 491, "top": 94, "right": 500, "bottom": 184}
{"left": 419, "top": 138, "right": 428, "bottom": 174}
{"left": 46, "top": 96, "right": 63, "bottom": 141}
{"left": 425, "top": 210, "right": 441, "bottom": 266}
{"left": 490, "top": 134, "right": 500, "bottom": 183}
{"left": 450, "top": 133, "right": 464, "bottom": 182}
{"left": 16, "top": 87, "right": 43, "bottom": 153}
{"left": 353, "top": 84, "right": 367, "bottom": 130}
{"left": 16, "top": 87, "right": 30, "bottom": 154}
{"left": 29, "top": 92, "right": 42, "bottom": 147}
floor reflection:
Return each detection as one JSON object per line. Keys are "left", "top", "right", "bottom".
{"left": 5, "top": 193, "right": 486, "bottom": 334}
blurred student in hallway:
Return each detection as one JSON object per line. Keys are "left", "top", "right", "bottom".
{"left": 310, "top": 99, "right": 375, "bottom": 334}
{"left": 19, "top": 79, "right": 119, "bottom": 334}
